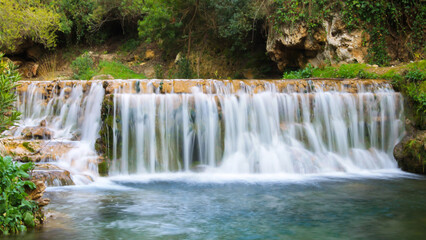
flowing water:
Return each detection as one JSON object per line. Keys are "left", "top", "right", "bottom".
{"left": 12, "top": 79, "right": 426, "bottom": 239}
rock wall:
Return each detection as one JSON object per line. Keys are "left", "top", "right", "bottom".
{"left": 267, "top": 14, "right": 369, "bottom": 70}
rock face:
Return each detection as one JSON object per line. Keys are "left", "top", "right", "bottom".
{"left": 267, "top": 14, "right": 369, "bottom": 70}
{"left": 394, "top": 120, "right": 426, "bottom": 174}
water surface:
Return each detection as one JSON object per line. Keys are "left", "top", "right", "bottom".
{"left": 13, "top": 173, "right": 426, "bottom": 240}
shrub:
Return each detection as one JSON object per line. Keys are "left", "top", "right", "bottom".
{"left": 71, "top": 53, "right": 95, "bottom": 80}
{"left": 283, "top": 64, "right": 314, "bottom": 79}
{"left": 0, "top": 156, "right": 38, "bottom": 235}
{"left": 175, "top": 57, "right": 193, "bottom": 79}
{"left": 0, "top": 54, "right": 21, "bottom": 134}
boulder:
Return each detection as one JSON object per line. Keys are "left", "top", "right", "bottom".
{"left": 394, "top": 121, "right": 426, "bottom": 174}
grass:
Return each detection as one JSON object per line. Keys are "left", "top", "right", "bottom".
{"left": 282, "top": 60, "right": 426, "bottom": 80}
{"left": 97, "top": 61, "right": 146, "bottom": 79}
{"left": 70, "top": 53, "right": 146, "bottom": 80}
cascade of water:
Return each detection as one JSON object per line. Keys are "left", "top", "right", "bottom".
{"left": 111, "top": 82, "right": 405, "bottom": 175}
{"left": 16, "top": 82, "right": 105, "bottom": 183}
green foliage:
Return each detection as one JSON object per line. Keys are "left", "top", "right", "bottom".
{"left": 71, "top": 52, "right": 95, "bottom": 80}
{"left": 283, "top": 64, "right": 314, "bottom": 79}
{"left": 0, "top": 156, "right": 37, "bottom": 235}
{"left": 154, "top": 64, "right": 164, "bottom": 79}
{"left": 97, "top": 61, "right": 145, "bottom": 79}
{"left": 283, "top": 64, "right": 377, "bottom": 79}
{"left": 0, "top": 55, "right": 21, "bottom": 135}
{"left": 138, "top": 0, "right": 263, "bottom": 55}
{"left": 0, "top": 0, "right": 61, "bottom": 52}
{"left": 390, "top": 62, "right": 425, "bottom": 123}
{"left": 175, "top": 57, "right": 194, "bottom": 79}
{"left": 120, "top": 39, "right": 141, "bottom": 52}
{"left": 273, "top": 0, "right": 332, "bottom": 32}
{"left": 341, "top": 0, "right": 425, "bottom": 65}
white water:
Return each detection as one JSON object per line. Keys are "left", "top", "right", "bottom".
{"left": 16, "top": 82, "right": 105, "bottom": 183}
{"left": 110, "top": 81, "right": 405, "bottom": 175}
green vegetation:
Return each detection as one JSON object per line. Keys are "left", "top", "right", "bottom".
{"left": 70, "top": 53, "right": 145, "bottom": 80}
{"left": 175, "top": 57, "right": 194, "bottom": 79}
{"left": 0, "top": 55, "right": 20, "bottom": 134}
{"left": 138, "top": 0, "right": 262, "bottom": 55}
{"left": 97, "top": 61, "right": 145, "bottom": 79}
{"left": 71, "top": 52, "right": 95, "bottom": 80}
{"left": 0, "top": 0, "right": 61, "bottom": 51}
{"left": 392, "top": 64, "right": 426, "bottom": 125}
{"left": 283, "top": 63, "right": 378, "bottom": 79}
{"left": 0, "top": 156, "right": 38, "bottom": 235}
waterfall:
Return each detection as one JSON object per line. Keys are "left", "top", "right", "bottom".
{"left": 110, "top": 80, "right": 405, "bottom": 175}
{"left": 16, "top": 81, "right": 105, "bottom": 183}
{"left": 13, "top": 80, "right": 405, "bottom": 178}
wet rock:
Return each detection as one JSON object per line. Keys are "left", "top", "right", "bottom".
{"left": 22, "top": 126, "right": 53, "bottom": 140}
{"left": 1, "top": 139, "right": 75, "bottom": 163}
{"left": 32, "top": 164, "right": 75, "bottom": 186}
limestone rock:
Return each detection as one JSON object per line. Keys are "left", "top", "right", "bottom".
{"left": 267, "top": 14, "right": 369, "bottom": 70}
{"left": 145, "top": 50, "right": 155, "bottom": 60}
{"left": 26, "top": 180, "right": 50, "bottom": 208}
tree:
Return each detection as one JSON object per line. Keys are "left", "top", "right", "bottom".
{"left": 0, "top": 0, "right": 61, "bottom": 52}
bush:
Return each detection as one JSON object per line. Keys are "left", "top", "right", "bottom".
{"left": 71, "top": 53, "right": 95, "bottom": 80}
{"left": 283, "top": 64, "right": 314, "bottom": 79}
{"left": 0, "top": 54, "right": 21, "bottom": 134}
{"left": 0, "top": 156, "right": 38, "bottom": 235}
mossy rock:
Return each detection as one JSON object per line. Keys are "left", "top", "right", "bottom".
{"left": 394, "top": 128, "right": 426, "bottom": 174}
